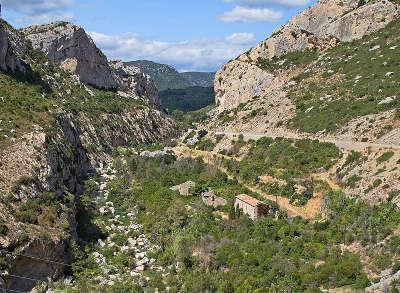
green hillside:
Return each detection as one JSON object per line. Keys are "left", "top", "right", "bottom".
{"left": 257, "top": 19, "right": 400, "bottom": 133}
{"left": 159, "top": 86, "right": 215, "bottom": 112}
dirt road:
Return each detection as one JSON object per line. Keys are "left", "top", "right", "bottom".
{"left": 215, "top": 131, "right": 400, "bottom": 152}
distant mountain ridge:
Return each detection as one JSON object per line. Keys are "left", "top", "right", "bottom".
{"left": 126, "top": 60, "right": 215, "bottom": 91}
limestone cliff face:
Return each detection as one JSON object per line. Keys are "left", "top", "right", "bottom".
{"left": 215, "top": 0, "right": 400, "bottom": 110}
{"left": 0, "top": 20, "right": 28, "bottom": 73}
{"left": 22, "top": 22, "right": 119, "bottom": 89}
{"left": 22, "top": 23, "right": 162, "bottom": 107}
{"left": 110, "top": 60, "right": 161, "bottom": 107}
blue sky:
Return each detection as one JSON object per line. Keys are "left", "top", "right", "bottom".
{"left": 1, "top": 0, "right": 314, "bottom": 72}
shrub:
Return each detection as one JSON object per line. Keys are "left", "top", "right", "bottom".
{"left": 16, "top": 192, "right": 60, "bottom": 226}
{"left": 346, "top": 175, "right": 362, "bottom": 188}
{"left": 373, "top": 254, "right": 392, "bottom": 270}
{"left": 195, "top": 139, "right": 216, "bottom": 151}
{"left": 0, "top": 220, "right": 8, "bottom": 236}
{"left": 373, "top": 179, "right": 382, "bottom": 188}
{"left": 389, "top": 236, "right": 400, "bottom": 254}
{"left": 377, "top": 151, "right": 394, "bottom": 164}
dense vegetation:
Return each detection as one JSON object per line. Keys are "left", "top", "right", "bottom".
{"left": 170, "top": 105, "right": 213, "bottom": 130}
{"left": 159, "top": 86, "right": 215, "bottom": 112}
{"left": 50, "top": 147, "right": 400, "bottom": 292}
{"left": 224, "top": 137, "right": 340, "bottom": 205}
{"left": 288, "top": 20, "right": 400, "bottom": 133}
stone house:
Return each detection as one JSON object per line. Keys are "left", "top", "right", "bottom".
{"left": 202, "top": 190, "right": 227, "bottom": 208}
{"left": 234, "top": 194, "right": 270, "bottom": 220}
{"left": 170, "top": 181, "right": 195, "bottom": 196}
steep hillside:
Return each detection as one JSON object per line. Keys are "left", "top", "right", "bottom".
{"left": 126, "top": 60, "right": 216, "bottom": 112}
{"left": 22, "top": 22, "right": 119, "bottom": 89}
{"left": 209, "top": 0, "right": 400, "bottom": 207}
{"left": 0, "top": 20, "right": 177, "bottom": 292}
{"left": 215, "top": 0, "right": 399, "bottom": 112}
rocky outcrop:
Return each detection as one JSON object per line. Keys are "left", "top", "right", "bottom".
{"left": 4, "top": 239, "right": 71, "bottom": 292}
{"left": 215, "top": 0, "right": 400, "bottom": 110}
{"left": 22, "top": 22, "right": 118, "bottom": 89}
{"left": 0, "top": 20, "right": 28, "bottom": 73}
{"left": 110, "top": 60, "right": 160, "bottom": 107}
{"left": 21, "top": 23, "right": 163, "bottom": 106}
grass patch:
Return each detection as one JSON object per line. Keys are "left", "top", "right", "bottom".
{"left": 257, "top": 49, "right": 317, "bottom": 72}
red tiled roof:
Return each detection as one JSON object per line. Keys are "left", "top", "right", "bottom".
{"left": 236, "top": 194, "right": 261, "bottom": 207}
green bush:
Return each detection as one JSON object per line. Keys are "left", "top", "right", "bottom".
{"left": 0, "top": 220, "right": 8, "bottom": 236}
{"left": 16, "top": 192, "right": 60, "bottom": 226}
{"left": 195, "top": 138, "right": 216, "bottom": 151}
{"left": 377, "top": 151, "right": 395, "bottom": 164}
{"left": 373, "top": 254, "right": 392, "bottom": 270}
{"left": 346, "top": 175, "right": 362, "bottom": 188}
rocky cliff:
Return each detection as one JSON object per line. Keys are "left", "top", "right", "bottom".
{"left": 110, "top": 60, "right": 160, "bottom": 107}
{"left": 215, "top": 0, "right": 400, "bottom": 110}
{"left": 0, "top": 20, "right": 28, "bottom": 73}
{"left": 0, "top": 20, "right": 178, "bottom": 292}
{"left": 22, "top": 22, "right": 119, "bottom": 89}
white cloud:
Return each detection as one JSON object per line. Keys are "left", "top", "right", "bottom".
{"left": 225, "top": 32, "right": 255, "bottom": 44}
{"left": 219, "top": 6, "right": 282, "bottom": 23}
{"left": 0, "top": 0, "right": 74, "bottom": 24}
{"left": 90, "top": 31, "right": 256, "bottom": 72}
{"left": 223, "top": 0, "right": 310, "bottom": 7}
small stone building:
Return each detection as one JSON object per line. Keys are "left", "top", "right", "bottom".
{"left": 234, "top": 194, "right": 270, "bottom": 220}
{"left": 202, "top": 190, "right": 227, "bottom": 208}
{"left": 170, "top": 181, "right": 195, "bottom": 196}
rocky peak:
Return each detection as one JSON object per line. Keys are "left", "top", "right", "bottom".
{"left": 22, "top": 21, "right": 119, "bottom": 89}
{"left": 110, "top": 60, "right": 160, "bottom": 107}
{"left": 215, "top": 0, "right": 400, "bottom": 110}
{"left": 247, "top": 0, "right": 399, "bottom": 61}
{"left": 0, "top": 19, "right": 28, "bottom": 73}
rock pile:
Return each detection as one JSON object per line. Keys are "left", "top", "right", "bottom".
{"left": 88, "top": 164, "right": 165, "bottom": 287}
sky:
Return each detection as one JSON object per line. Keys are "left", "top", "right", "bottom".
{"left": 0, "top": 0, "right": 314, "bottom": 72}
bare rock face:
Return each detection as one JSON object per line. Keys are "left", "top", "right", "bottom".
{"left": 22, "top": 22, "right": 118, "bottom": 89}
{"left": 215, "top": 60, "right": 274, "bottom": 109}
{"left": 0, "top": 20, "right": 28, "bottom": 73}
{"left": 215, "top": 0, "right": 400, "bottom": 110}
{"left": 110, "top": 60, "right": 161, "bottom": 107}
{"left": 248, "top": 0, "right": 399, "bottom": 61}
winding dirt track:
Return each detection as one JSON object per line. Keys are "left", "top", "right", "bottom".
{"left": 215, "top": 131, "right": 400, "bottom": 151}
